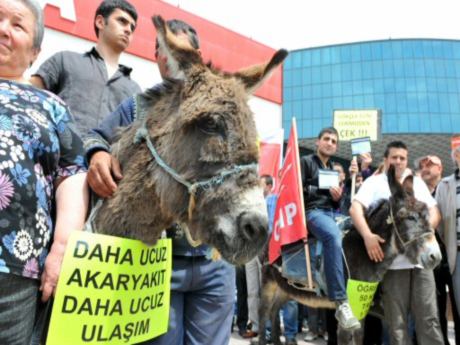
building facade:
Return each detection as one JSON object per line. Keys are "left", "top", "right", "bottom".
{"left": 283, "top": 39, "right": 460, "bottom": 173}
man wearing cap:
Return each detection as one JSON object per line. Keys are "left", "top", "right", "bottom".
{"left": 419, "top": 155, "right": 460, "bottom": 343}
{"left": 436, "top": 147, "right": 460, "bottom": 341}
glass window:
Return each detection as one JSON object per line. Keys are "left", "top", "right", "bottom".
{"left": 416, "top": 78, "right": 427, "bottom": 93}
{"left": 302, "top": 68, "right": 312, "bottom": 85}
{"left": 362, "top": 80, "right": 373, "bottom": 94}
{"left": 294, "top": 101, "right": 302, "bottom": 117}
{"left": 361, "top": 44, "right": 372, "bottom": 61}
{"left": 284, "top": 69, "right": 292, "bottom": 86}
{"left": 428, "top": 94, "right": 440, "bottom": 112}
{"left": 373, "top": 79, "right": 384, "bottom": 93}
{"left": 353, "top": 81, "right": 363, "bottom": 95}
{"left": 302, "top": 50, "right": 312, "bottom": 67}
{"left": 402, "top": 41, "right": 414, "bottom": 58}
{"left": 292, "top": 87, "right": 302, "bottom": 100}
{"left": 392, "top": 41, "right": 403, "bottom": 59}
{"left": 351, "top": 62, "right": 362, "bottom": 79}
{"left": 330, "top": 47, "right": 340, "bottom": 64}
{"left": 436, "top": 78, "right": 448, "bottom": 93}
{"left": 302, "top": 85, "right": 312, "bottom": 99}
{"left": 422, "top": 41, "right": 434, "bottom": 58}
{"left": 283, "top": 102, "right": 292, "bottom": 117}
{"left": 432, "top": 41, "right": 444, "bottom": 59}
{"left": 418, "top": 93, "right": 429, "bottom": 112}
{"left": 302, "top": 100, "right": 312, "bottom": 115}
{"left": 284, "top": 87, "right": 292, "bottom": 101}
{"left": 442, "top": 42, "right": 454, "bottom": 59}
{"left": 381, "top": 41, "right": 393, "bottom": 60}
{"left": 396, "top": 95, "right": 408, "bottom": 112}
{"left": 312, "top": 100, "right": 322, "bottom": 115}
{"left": 407, "top": 93, "right": 419, "bottom": 112}
{"left": 384, "top": 78, "right": 395, "bottom": 93}
{"left": 385, "top": 93, "right": 397, "bottom": 113}
{"left": 425, "top": 59, "right": 436, "bottom": 77}
{"left": 426, "top": 78, "right": 437, "bottom": 92}
{"left": 342, "top": 63, "right": 353, "bottom": 81}
{"left": 438, "top": 94, "right": 450, "bottom": 113}
{"left": 351, "top": 45, "right": 362, "bottom": 62}
{"left": 312, "top": 85, "right": 322, "bottom": 99}
{"left": 403, "top": 60, "right": 415, "bottom": 78}
{"left": 331, "top": 65, "right": 342, "bottom": 82}
{"left": 434, "top": 61, "right": 446, "bottom": 78}
{"left": 393, "top": 60, "right": 404, "bottom": 77}
{"left": 322, "top": 98, "right": 333, "bottom": 114}
{"left": 320, "top": 66, "right": 332, "bottom": 83}
{"left": 374, "top": 94, "right": 385, "bottom": 108}
{"left": 343, "top": 96, "right": 353, "bottom": 108}
{"left": 371, "top": 42, "right": 383, "bottom": 60}
{"left": 312, "top": 67, "right": 322, "bottom": 83}
{"left": 407, "top": 114, "right": 420, "bottom": 133}
{"left": 322, "top": 84, "right": 332, "bottom": 98}
{"left": 440, "top": 114, "right": 452, "bottom": 132}
{"left": 352, "top": 95, "right": 364, "bottom": 108}
{"left": 414, "top": 60, "right": 425, "bottom": 77}
{"left": 371, "top": 61, "right": 384, "bottom": 78}
{"left": 397, "top": 114, "right": 409, "bottom": 132}
{"left": 363, "top": 94, "right": 374, "bottom": 107}
{"left": 454, "top": 44, "right": 460, "bottom": 59}
{"left": 451, "top": 115, "right": 460, "bottom": 130}
{"left": 343, "top": 81, "right": 353, "bottom": 96}
{"left": 362, "top": 62, "right": 373, "bottom": 79}
{"left": 420, "top": 114, "right": 431, "bottom": 133}
{"left": 383, "top": 61, "right": 394, "bottom": 78}
{"left": 448, "top": 94, "right": 460, "bottom": 113}
{"left": 321, "top": 48, "right": 331, "bottom": 65}
{"left": 292, "top": 52, "right": 302, "bottom": 68}
{"left": 341, "top": 46, "right": 352, "bottom": 62}
{"left": 332, "top": 83, "right": 343, "bottom": 97}
{"left": 284, "top": 56, "right": 293, "bottom": 70}
{"left": 384, "top": 114, "right": 398, "bottom": 132}
{"left": 312, "top": 50, "right": 321, "bottom": 66}
{"left": 429, "top": 115, "right": 442, "bottom": 132}
{"left": 395, "top": 78, "right": 406, "bottom": 93}
{"left": 445, "top": 61, "right": 455, "bottom": 78}
{"left": 293, "top": 69, "right": 302, "bottom": 86}
{"left": 406, "top": 78, "right": 417, "bottom": 92}
{"left": 413, "top": 41, "right": 424, "bottom": 58}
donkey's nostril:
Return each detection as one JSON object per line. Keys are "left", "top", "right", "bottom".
{"left": 237, "top": 212, "right": 268, "bottom": 241}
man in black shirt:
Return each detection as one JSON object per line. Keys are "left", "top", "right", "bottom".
{"left": 300, "top": 127, "right": 360, "bottom": 330}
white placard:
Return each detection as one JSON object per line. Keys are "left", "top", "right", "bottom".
{"left": 318, "top": 169, "right": 339, "bottom": 189}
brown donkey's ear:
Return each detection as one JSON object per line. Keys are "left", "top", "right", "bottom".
{"left": 402, "top": 174, "right": 415, "bottom": 197}
{"left": 152, "top": 15, "right": 202, "bottom": 80}
{"left": 235, "top": 49, "right": 288, "bottom": 94}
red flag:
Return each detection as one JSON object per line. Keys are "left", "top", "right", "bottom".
{"left": 269, "top": 119, "right": 307, "bottom": 263}
{"left": 259, "top": 129, "right": 284, "bottom": 190}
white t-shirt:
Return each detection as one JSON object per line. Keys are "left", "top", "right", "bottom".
{"left": 354, "top": 172, "right": 436, "bottom": 270}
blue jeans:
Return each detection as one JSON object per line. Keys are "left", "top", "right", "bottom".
{"left": 0, "top": 272, "right": 39, "bottom": 345}
{"left": 306, "top": 209, "right": 346, "bottom": 301}
{"left": 140, "top": 256, "right": 235, "bottom": 345}
{"left": 282, "top": 300, "right": 298, "bottom": 340}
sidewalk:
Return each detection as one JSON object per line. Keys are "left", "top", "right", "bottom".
{"left": 229, "top": 331, "right": 326, "bottom": 345}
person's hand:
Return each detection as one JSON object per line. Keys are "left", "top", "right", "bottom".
{"left": 40, "top": 242, "right": 66, "bottom": 302}
{"left": 349, "top": 158, "right": 359, "bottom": 175}
{"left": 87, "top": 151, "right": 123, "bottom": 197}
{"left": 363, "top": 233, "right": 385, "bottom": 262}
{"left": 360, "top": 152, "right": 373, "bottom": 170}
{"left": 330, "top": 186, "right": 342, "bottom": 201}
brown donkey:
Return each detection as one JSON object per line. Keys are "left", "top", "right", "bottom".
{"left": 90, "top": 16, "right": 288, "bottom": 265}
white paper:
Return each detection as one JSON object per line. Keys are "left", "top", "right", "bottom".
{"left": 318, "top": 169, "right": 339, "bottom": 189}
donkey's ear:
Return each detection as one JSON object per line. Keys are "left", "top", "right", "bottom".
{"left": 152, "top": 15, "right": 202, "bottom": 80}
{"left": 387, "top": 165, "right": 404, "bottom": 198}
{"left": 402, "top": 175, "right": 415, "bottom": 197}
{"left": 235, "top": 49, "right": 288, "bottom": 93}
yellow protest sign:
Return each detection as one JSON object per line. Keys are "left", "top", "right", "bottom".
{"left": 346, "top": 279, "right": 378, "bottom": 320}
{"left": 47, "top": 231, "right": 172, "bottom": 345}
{"left": 333, "top": 110, "right": 379, "bottom": 141}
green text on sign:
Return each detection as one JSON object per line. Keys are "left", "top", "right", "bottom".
{"left": 346, "top": 279, "right": 378, "bottom": 320}
{"left": 47, "top": 231, "right": 172, "bottom": 345}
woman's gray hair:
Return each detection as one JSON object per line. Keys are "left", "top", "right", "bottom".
{"left": 18, "top": 0, "right": 44, "bottom": 50}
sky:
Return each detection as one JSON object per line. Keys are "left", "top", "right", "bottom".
{"left": 163, "top": 0, "right": 460, "bottom": 50}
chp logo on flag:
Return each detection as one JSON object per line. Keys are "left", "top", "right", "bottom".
{"left": 269, "top": 119, "right": 307, "bottom": 264}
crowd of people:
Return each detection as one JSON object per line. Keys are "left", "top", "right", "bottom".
{"left": 0, "top": 1, "right": 459, "bottom": 345}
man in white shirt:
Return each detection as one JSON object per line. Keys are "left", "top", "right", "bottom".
{"left": 349, "top": 140, "right": 443, "bottom": 345}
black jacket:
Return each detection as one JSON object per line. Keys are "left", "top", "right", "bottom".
{"left": 300, "top": 154, "right": 340, "bottom": 211}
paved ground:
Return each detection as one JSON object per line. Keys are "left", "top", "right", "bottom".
{"left": 229, "top": 322, "right": 456, "bottom": 345}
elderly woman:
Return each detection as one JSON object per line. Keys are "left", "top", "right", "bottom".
{"left": 0, "top": 0, "right": 88, "bottom": 344}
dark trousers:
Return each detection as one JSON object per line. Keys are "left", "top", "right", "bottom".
{"left": 235, "top": 265, "right": 249, "bottom": 332}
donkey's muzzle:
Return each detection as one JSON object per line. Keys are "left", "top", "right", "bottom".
{"left": 420, "top": 240, "right": 442, "bottom": 270}
{"left": 237, "top": 212, "right": 268, "bottom": 242}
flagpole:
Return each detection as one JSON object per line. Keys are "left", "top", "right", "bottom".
{"left": 292, "top": 118, "right": 314, "bottom": 290}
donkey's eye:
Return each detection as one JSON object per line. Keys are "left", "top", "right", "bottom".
{"left": 197, "top": 114, "right": 226, "bottom": 136}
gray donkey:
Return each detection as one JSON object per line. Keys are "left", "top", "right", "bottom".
{"left": 258, "top": 166, "right": 441, "bottom": 345}
{"left": 90, "top": 16, "right": 288, "bottom": 265}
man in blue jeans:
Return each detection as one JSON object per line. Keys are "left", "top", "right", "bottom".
{"left": 300, "top": 127, "right": 360, "bottom": 331}
{"left": 85, "top": 19, "right": 235, "bottom": 345}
